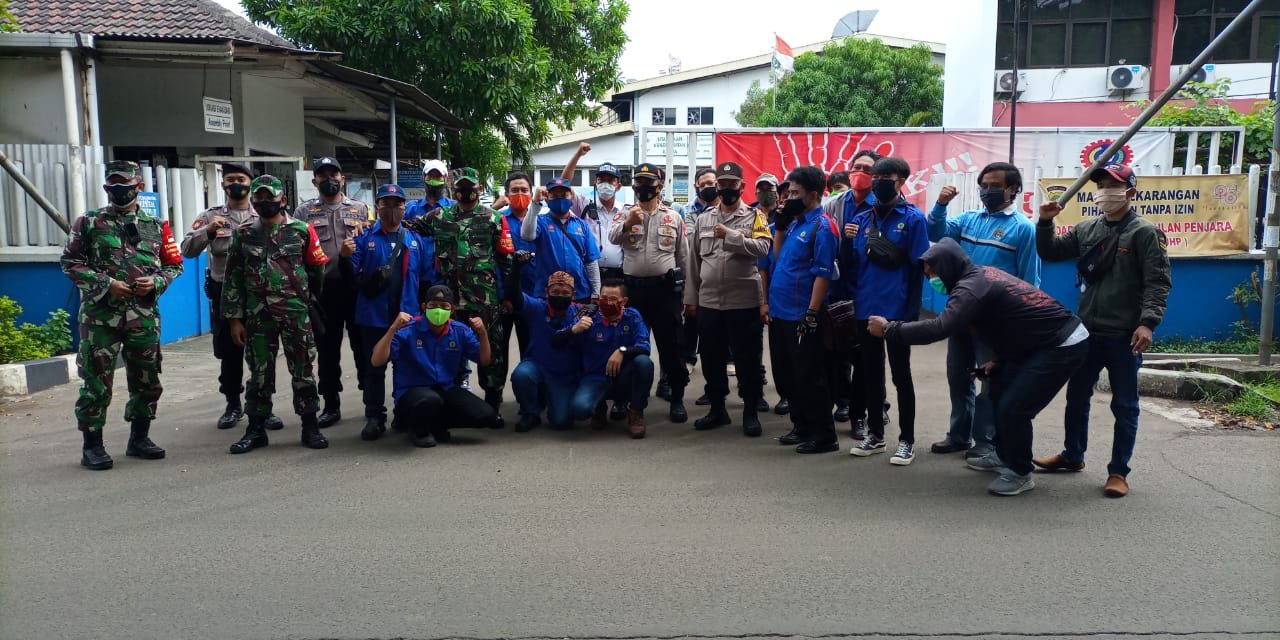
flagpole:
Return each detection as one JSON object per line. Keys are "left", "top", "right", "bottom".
{"left": 771, "top": 32, "right": 777, "bottom": 111}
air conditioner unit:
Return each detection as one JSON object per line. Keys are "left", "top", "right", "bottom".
{"left": 1177, "top": 63, "right": 1217, "bottom": 84}
{"left": 1107, "top": 65, "right": 1148, "bottom": 93}
{"left": 994, "top": 70, "right": 1029, "bottom": 96}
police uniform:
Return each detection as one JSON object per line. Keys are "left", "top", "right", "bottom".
{"left": 296, "top": 156, "right": 370, "bottom": 426}
{"left": 61, "top": 160, "right": 184, "bottom": 470}
{"left": 607, "top": 162, "right": 690, "bottom": 421}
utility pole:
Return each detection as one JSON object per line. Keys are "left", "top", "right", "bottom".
{"left": 1259, "top": 63, "right": 1279, "bottom": 365}
{"left": 1008, "top": 0, "right": 1020, "bottom": 164}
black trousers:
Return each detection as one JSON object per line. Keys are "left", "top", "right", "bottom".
{"left": 317, "top": 278, "right": 366, "bottom": 400}
{"left": 857, "top": 321, "right": 916, "bottom": 444}
{"left": 989, "top": 342, "right": 1089, "bottom": 475}
{"left": 767, "top": 320, "right": 794, "bottom": 409}
{"left": 501, "top": 312, "right": 531, "bottom": 363}
{"left": 774, "top": 319, "right": 835, "bottom": 444}
{"left": 681, "top": 314, "right": 699, "bottom": 363}
{"left": 358, "top": 325, "right": 390, "bottom": 420}
{"left": 698, "top": 307, "right": 763, "bottom": 405}
{"left": 394, "top": 386, "right": 498, "bottom": 436}
{"left": 827, "top": 348, "right": 868, "bottom": 418}
{"left": 207, "top": 279, "right": 244, "bottom": 398}
{"left": 627, "top": 280, "right": 689, "bottom": 392}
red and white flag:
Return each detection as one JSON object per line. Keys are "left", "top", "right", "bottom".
{"left": 772, "top": 34, "right": 794, "bottom": 75}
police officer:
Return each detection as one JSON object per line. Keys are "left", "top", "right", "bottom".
{"left": 608, "top": 162, "right": 691, "bottom": 423}
{"left": 407, "top": 167, "right": 515, "bottom": 421}
{"left": 61, "top": 160, "right": 185, "bottom": 470}
{"left": 296, "top": 156, "right": 370, "bottom": 428}
{"left": 350, "top": 183, "right": 436, "bottom": 441}
{"left": 684, "top": 161, "right": 772, "bottom": 437}
{"left": 525, "top": 177, "right": 601, "bottom": 301}
{"left": 370, "top": 284, "right": 499, "bottom": 447}
{"left": 222, "top": 175, "right": 331, "bottom": 453}
{"left": 405, "top": 159, "right": 455, "bottom": 222}
{"left": 181, "top": 163, "right": 284, "bottom": 431}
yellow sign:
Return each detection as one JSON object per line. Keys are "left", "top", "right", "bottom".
{"left": 1038, "top": 174, "right": 1250, "bottom": 257}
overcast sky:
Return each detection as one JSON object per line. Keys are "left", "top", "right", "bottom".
{"left": 212, "top": 0, "right": 952, "bottom": 81}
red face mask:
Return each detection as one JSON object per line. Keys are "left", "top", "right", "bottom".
{"left": 599, "top": 300, "right": 623, "bottom": 319}
{"left": 509, "top": 193, "right": 531, "bottom": 212}
{"left": 850, "top": 172, "right": 873, "bottom": 192}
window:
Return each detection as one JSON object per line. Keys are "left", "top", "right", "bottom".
{"left": 1173, "top": 0, "right": 1280, "bottom": 64}
{"left": 651, "top": 107, "right": 676, "bottom": 125}
{"left": 687, "top": 107, "right": 714, "bottom": 125}
{"left": 995, "top": 0, "right": 1153, "bottom": 68}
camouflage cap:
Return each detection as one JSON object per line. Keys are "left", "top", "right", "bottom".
{"left": 450, "top": 167, "right": 480, "bottom": 185}
{"left": 106, "top": 160, "right": 142, "bottom": 180}
{"left": 251, "top": 174, "right": 284, "bottom": 196}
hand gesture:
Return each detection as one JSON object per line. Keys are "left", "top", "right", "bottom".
{"left": 937, "top": 185, "right": 958, "bottom": 206}
{"left": 207, "top": 216, "right": 229, "bottom": 238}
{"left": 131, "top": 277, "right": 156, "bottom": 297}
{"left": 683, "top": 304, "right": 697, "bottom": 317}
{"left": 469, "top": 317, "right": 487, "bottom": 336}
{"left": 340, "top": 237, "right": 356, "bottom": 257}
{"left": 867, "top": 315, "right": 889, "bottom": 338}
{"left": 1039, "top": 200, "right": 1063, "bottom": 221}
{"left": 712, "top": 224, "right": 729, "bottom": 239}
{"left": 759, "top": 303, "right": 771, "bottom": 325}
{"left": 572, "top": 315, "right": 594, "bottom": 334}
{"left": 229, "top": 319, "right": 247, "bottom": 347}
{"left": 973, "top": 361, "right": 999, "bottom": 379}
{"left": 1131, "top": 325, "right": 1153, "bottom": 354}
{"left": 626, "top": 205, "right": 644, "bottom": 227}
{"left": 514, "top": 250, "right": 535, "bottom": 264}
{"left": 392, "top": 312, "right": 413, "bottom": 330}
{"left": 577, "top": 141, "right": 592, "bottom": 156}
{"left": 606, "top": 349, "right": 624, "bottom": 377}
{"left": 534, "top": 186, "right": 549, "bottom": 204}
{"left": 843, "top": 222, "right": 860, "bottom": 239}
{"left": 108, "top": 279, "right": 135, "bottom": 299}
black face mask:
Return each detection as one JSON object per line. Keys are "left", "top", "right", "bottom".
{"left": 718, "top": 188, "right": 741, "bottom": 205}
{"left": 318, "top": 179, "right": 342, "bottom": 197}
{"left": 107, "top": 184, "right": 139, "bottom": 208}
{"left": 634, "top": 184, "right": 659, "bottom": 202}
{"left": 425, "top": 185, "right": 444, "bottom": 200}
{"left": 547, "top": 295, "right": 573, "bottom": 311}
{"left": 980, "top": 186, "right": 1009, "bottom": 212}
{"left": 697, "top": 186, "right": 719, "bottom": 203}
{"left": 226, "top": 183, "right": 251, "bottom": 201}
{"left": 253, "top": 201, "right": 283, "bottom": 217}
{"left": 871, "top": 178, "right": 900, "bottom": 205}
{"left": 455, "top": 188, "right": 479, "bottom": 204}
{"left": 781, "top": 198, "right": 806, "bottom": 220}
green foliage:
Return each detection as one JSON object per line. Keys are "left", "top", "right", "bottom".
{"left": 734, "top": 38, "right": 943, "bottom": 128}
{"left": 0, "top": 0, "right": 18, "bottom": 32}
{"left": 1151, "top": 321, "right": 1267, "bottom": 355}
{"left": 0, "top": 297, "right": 72, "bottom": 364}
{"left": 242, "top": 0, "right": 629, "bottom": 166}
{"left": 1129, "top": 79, "right": 1276, "bottom": 167}
{"left": 1224, "top": 380, "right": 1280, "bottom": 420}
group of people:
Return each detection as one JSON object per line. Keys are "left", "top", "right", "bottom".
{"left": 61, "top": 144, "right": 1171, "bottom": 498}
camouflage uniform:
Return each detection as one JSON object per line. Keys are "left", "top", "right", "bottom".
{"left": 406, "top": 167, "right": 514, "bottom": 396}
{"left": 60, "top": 162, "right": 185, "bottom": 433}
{"left": 222, "top": 193, "right": 329, "bottom": 420}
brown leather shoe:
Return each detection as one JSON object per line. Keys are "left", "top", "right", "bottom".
{"left": 1104, "top": 474, "right": 1129, "bottom": 498}
{"left": 591, "top": 401, "right": 608, "bottom": 430}
{"left": 1032, "top": 453, "right": 1085, "bottom": 472}
{"left": 627, "top": 409, "right": 646, "bottom": 439}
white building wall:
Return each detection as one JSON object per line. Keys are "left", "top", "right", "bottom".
{"left": 0, "top": 58, "right": 71, "bottom": 144}
{"left": 1006, "top": 62, "right": 1274, "bottom": 104}
{"left": 634, "top": 67, "right": 773, "bottom": 130}
{"left": 241, "top": 74, "right": 305, "bottom": 156}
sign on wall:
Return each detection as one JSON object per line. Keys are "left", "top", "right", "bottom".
{"left": 1038, "top": 174, "right": 1250, "bottom": 257}
{"left": 136, "top": 191, "right": 161, "bottom": 219}
{"left": 202, "top": 97, "right": 235, "bottom": 135}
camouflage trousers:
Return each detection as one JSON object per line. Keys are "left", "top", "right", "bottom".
{"left": 244, "top": 311, "right": 320, "bottom": 419}
{"left": 75, "top": 321, "right": 163, "bottom": 432}
{"left": 455, "top": 305, "right": 507, "bottom": 394}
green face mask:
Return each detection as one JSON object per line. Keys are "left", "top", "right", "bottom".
{"left": 425, "top": 307, "right": 452, "bottom": 327}
{"left": 929, "top": 276, "right": 948, "bottom": 295}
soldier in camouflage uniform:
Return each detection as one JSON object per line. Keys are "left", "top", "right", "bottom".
{"left": 60, "top": 160, "right": 185, "bottom": 470}
{"left": 222, "top": 175, "right": 331, "bottom": 454}
{"left": 406, "top": 167, "right": 514, "bottom": 424}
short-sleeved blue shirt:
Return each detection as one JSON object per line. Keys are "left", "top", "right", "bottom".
{"left": 768, "top": 207, "right": 839, "bottom": 322}
{"left": 389, "top": 318, "right": 480, "bottom": 400}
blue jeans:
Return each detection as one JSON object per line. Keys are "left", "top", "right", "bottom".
{"left": 989, "top": 342, "right": 1088, "bottom": 476}
{"left": 571, "top": 355, "right": 655, "bottom": 420}
{"left": 1062, "top": 334, "right": 1142, "bottom": 476}
{"left": 510, "top": 361, "right": 576, "bottom": 429}
{"left": 945, "top": 332, "right": 996, "bottom": 449}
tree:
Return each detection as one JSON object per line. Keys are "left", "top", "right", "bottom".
{"left": 241, "top": 0, "right": 628, "bottom": 182}
{"left": 735, "top": 37, "right": 943, "bottom": 128}
{"left": 1129, "top": 79, "right": 1276, "bottom": 167}
{"left": 1, "top": 0, "right": 19, "bottom": 32}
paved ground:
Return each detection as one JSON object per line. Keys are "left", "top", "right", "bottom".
{"left": 1, "top": 336, "right": 1278, "bottom": 640}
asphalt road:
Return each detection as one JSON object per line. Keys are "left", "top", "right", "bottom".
{"left": 1, "top": 337, "right": 1277, "bottom": 640}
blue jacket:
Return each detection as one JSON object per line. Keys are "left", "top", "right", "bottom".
{"left": 767, "top": 207, "right": 839, "bottom": 322}
{"left": 502, "top": 209, "right": 539, "bottom": 295}
{"left": 851, "top": 200, "right": 930, "bottom": 320}
{"left": 351, "top": 223, "right": 436, "bottom": 329}
{"left": 390, "top": 318, "right": 480, "bottom": 400}
{"left": 575, "top": 307, "right": 649, "bottom": 381}
{"left": 518, "top": 293, "right": 581, "bottom": 380}
{"left": 527, "top": 213, "right": 600, "bottom": 300}
{"left": 927, "top": 202, "right": 1040, "bottom": 286}
{"left": 826, "top": 190, "right": 878, "bottom": 302}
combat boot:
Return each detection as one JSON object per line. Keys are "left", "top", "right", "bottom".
{"left": 668, "top": 386, "right": 688, "bottom": 424}
{"left": 81, "top": 428, "right": 113, "bottom": 470}
{"left": 742, "top": 403, "right": 763, "bottom": 438}
{"left": 229, "top": 417, "right": 269, "bottom": 454}
{"left": 317, "top": 395, "right": 341, "bottom": 428}
{"left": 264, "top": 414, "right": 284, "bottom": 430}
{"left": 217, "top": 396, "right": 243, "bottom": 430}
{"left": 125, "top": 420, "right": 166, "bottom": 460}
{"left": 627, "top": 409, "right": 647, "bottom": 439}
{"left": 300, "top": 413, "right": 329, "bottom": 449}
{"left": 694, "top": 399, "right": 731, "bottom": 431}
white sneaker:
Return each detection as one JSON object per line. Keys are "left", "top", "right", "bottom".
{"left": 850, "top": 436, "right": 886, "bottom": 456}
{"left": 889, "top": 440, "right": 914, "bottom": 466}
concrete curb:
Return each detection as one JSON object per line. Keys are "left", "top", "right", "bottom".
{"left": 0, "top": 354, "right": 75, "bottom": 398}
{"left": 1099, "top": 367, "right": 1245, "bottom": 401}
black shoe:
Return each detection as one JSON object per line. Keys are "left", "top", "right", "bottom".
{"left": 778, "top": 428, "right": 802, "bottom": 445}
{"left": 656, "top": 378, "right": 672, "bottom": 401}
{"left": 485, "top": 390, "right": 503, "bottom": 410}
{"left": 609, "top": 402, "right": 627, "bottom": 421}
{"left": 850, "top": 418, "right": 868, "bottom": 440}
{"left": 411, "top": 431, "right": 438, "bottom": 448}
{"left": 80, "top": 429, "right": 113, "bottom": 470}
{"left": 515, "top": 414, "right": 541, "bottom": 432}
{"left": 491, "top": 414, "right": 506, "bottom": 429}
{"left": 125, "top": 420, "right": 165, "bottom": 460}
{"left": 742, "top": 409, "right": 762, "bottom": 438}
{"left": 361, "top": 417, "right": 386, "bottom": 441}
{"left": 774, "top": 398, "right": 791, "bottom": 416}
{"left": 433, "top": 427, "right": 453, "bottom": 443}
{"left": 217, "top": 404, "right": 243, "bottom": 429}
{"left": 317, "top": 408, "right": 341, "bottom": 429}
{"left": 833, "top": 404, "right": 851, "bottom": 423}
{"left": 796, "top": 440, "right": 840, "bottom": 454}
{"left": 230, "top": 420, "right": 269, "bottom": 454}
{"left": 930, "top": 435, "right": 973, "bottom": 454}
{"left": 301, "top": 415, "right": 329, "bottom": 449}
{"left": 694, "top": 406, "right": 731, "bottom": 431}
{"left": 264, "top": 414, "right": 284, "bottom": 431}
{"left": 756, "top": 397, "right": 771, "bottom": 413}
{"left": 694, "top": 393, "right": 711, "bottom": 406}
{"left": 669, "top": 389, "right": 688, "bottom": 424}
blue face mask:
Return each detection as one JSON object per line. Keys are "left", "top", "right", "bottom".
{"left": 547, "top": 198, "right": 573, "bottom": 217}
{"left": 929, "top": 276, "right": 948, "bottom": 295}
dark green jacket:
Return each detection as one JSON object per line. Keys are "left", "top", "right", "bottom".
{"left": 1036, "top": 210, "right": 1172, "bottom": 336}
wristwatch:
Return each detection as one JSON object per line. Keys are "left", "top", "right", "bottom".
{"left": 618, "top": 346, "right": 628, "bottom": 354}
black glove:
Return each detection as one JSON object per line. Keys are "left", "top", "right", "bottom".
{"left": 797, "top": 308, "right": 820, "bottom": 337}
{"left": 577, "top": 302, "right": 599, "bottom": 318}
{"left": 515, "top": 250, "right": 534, "bottom": 264}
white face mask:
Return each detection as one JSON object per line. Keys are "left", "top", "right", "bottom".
{"left": 596, "top": 182, "right": 617, "bottom": 200}
{"left": 1095, "top": 187, "right": 1130, "bottom": 215}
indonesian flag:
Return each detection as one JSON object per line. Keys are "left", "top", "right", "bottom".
{"left": 772, "top": 35, "right": 794, "bottom": 75}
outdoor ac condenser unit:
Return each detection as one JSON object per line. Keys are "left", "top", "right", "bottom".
{"left": 1177, "top": 63, "right": 1217, "bottom": 84}
{"left": 1107, "top": 65, "right": 1148, "bottom": 93}
{"left": 994, "top": 70, "right": 1028, "bottom": 96}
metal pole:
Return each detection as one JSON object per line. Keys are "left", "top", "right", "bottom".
{"left": 389, "top": 97, "right": 398, "bottom": 185}
{"left": 1057, "top": 0, "right": 1266, "bottom": 205}
{"left": 1260, "top": 64, "right": 1280, "bottom": 364}
{"left": 0, "top": 151, "right": 72, "bottom": 234}
{"left": 1008, "top": 0, "right": 1020, "bottom": 164}
{"left": 61, "top": 48, "right": 87, "bottom": 219}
